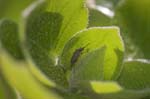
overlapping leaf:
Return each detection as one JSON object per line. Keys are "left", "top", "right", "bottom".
{"left": 70, "top": 47, "right": 106, "bottom": 82}
{"left": 0, "top": 50, "right": 61, "bottom": 99}
{"left": 0, "top": 0, "right": 150, "bottom": 99}
{"left": 0, "top": 74, "right": 17, "bottom": 99}
{"left": 24, "top": 0, "right": 88, "bottom": 86}
{"left": 25, "top": 0, "right": 88, "bottom": 60}
{"left": 46, "top": 0, "right": 88, "bottom": 54}
{"left": 76, "top": 81, "right": 150, "bottom": 99}
{"left": 0, "top": 19, "right": 56, "bottom": 87}
{"left": 117, "top": 60, "right": 150, "bottom": 90}
{"left": 61, "top": 27, "right": 124, "bottom": 80}
{"left": 0, "top": 19, "right": 62, "bottom": 98}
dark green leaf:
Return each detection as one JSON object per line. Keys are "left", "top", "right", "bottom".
{"left": 0, "top": 19, "right": 24, "bottom": 60}
{"left": 0, "top": 18, "right": 57, "bottom": 89}
{"left": 117, "top": 60, "right": 150, "bottom": 90}
{"left": 24, "top": 1, "right": 68, "bottom": 86}
{"left": 88, "top": 8, "right": 113, "bottom": 27}
{"left": 115, "top": 0, "right": 150, "bottom": 59}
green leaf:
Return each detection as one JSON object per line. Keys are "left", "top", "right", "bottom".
{"left": 76, "top": 81, "right": 150, "bottom": 99}
{"left": 46, "top": 0, "right": 88, "bottom": 54}
{"left": 70, "top": 47, "right": 106, "bottom": 88}
{"left": 99, "top": 89, "right": 150, "bottom": 99}
{"left": 0, "top": 19, "right": 24, "bottom": 60}
{"left": 25, "top": 0, "right": 88, "bottom": 59}
{"left": 0, "top": 50, "right": 62, "bottom": 99}
{"left": 117, "top": 60, "right": 150, "bottom": 90}
{"left": 88, "top": 8, "right": 113, "bottom": 27}
{"left": 24, "top": 1, "right": 68, "bottom": 86}
{"left": 115, "top": 0, "right": 150, "bottom": 59}
{"left": 58, "top": 91, "right": 90, "bottom": 99}
{"left": 0, "top": 19, "right": 66, "bottom": 99}
{"left": 0, "top": 0, "right": 34, "bottom": 22}
{"left": 0, "top": 19, "right": 59, "bottom": 90}
{"left": 0, "top": 74, "right": 17, "bottom": 99}
{"left": 24, "top": 0, "right": 88, "bottom": 86}
{"left": 61, "top": 27, "right": 124, "bottom": 80}
{"left": 89, "top": 81, "right": 122, "bottom": 94}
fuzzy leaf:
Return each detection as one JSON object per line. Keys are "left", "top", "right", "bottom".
{"left": 0, "top": 19, "right": 24, "bottom": 60}
{"left": 0, "top": 19, "right": 59, "bottom": 93}
{"left": 70, "top": 47, "right": 106, "bottom": 88}
{"left": 24, "top": 1, "right": 68, "bottom": 86}
{"left": 24, "top": 0, "right": 88, "bottom": 86}
{"left": 61, "top": 27, "right": 124, "bottom": 80}
{"left": 46, "top": 0, "right": 88, "bottom": 54}
{"left": 25, "top": 0, "right": 88, "bottom": 60}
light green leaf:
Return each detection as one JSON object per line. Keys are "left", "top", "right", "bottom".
{"left": 117, "top": 60, "right": 150, "bottom": 90}
{"left": 46, "top": 0, "right": 88, "bottom": 54}
{"left": 70, "top": 47, "right": 106, "bottom": 88}
{"left": 73, "top": 81, "right": 123, "bottom": 98}
{"left": 61, "top": 27, "right": 124, "bottom": 80}
{"left": 24, "top": 0, "right": 88, "bottom": 86}
{"left": 0, "top": 74, "right": 17, "bottom": 99}
{"left": 115, "top": 0, "right": 150, "bottom": 59}
{"left": 25, "top": 0, "right": 88, "bottom": 60}
{"left": 0, "top": 50, "right": 62, "bottom": 99}
{"left": 76, "top": 81, "right": 150, "bottom": 99}
{"left": 90, "top": 81, "right": 123, "bottom": 94}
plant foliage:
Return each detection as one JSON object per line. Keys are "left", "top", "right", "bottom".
{"left": 0, "top": 0, "right": 150, "bottom": 99}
